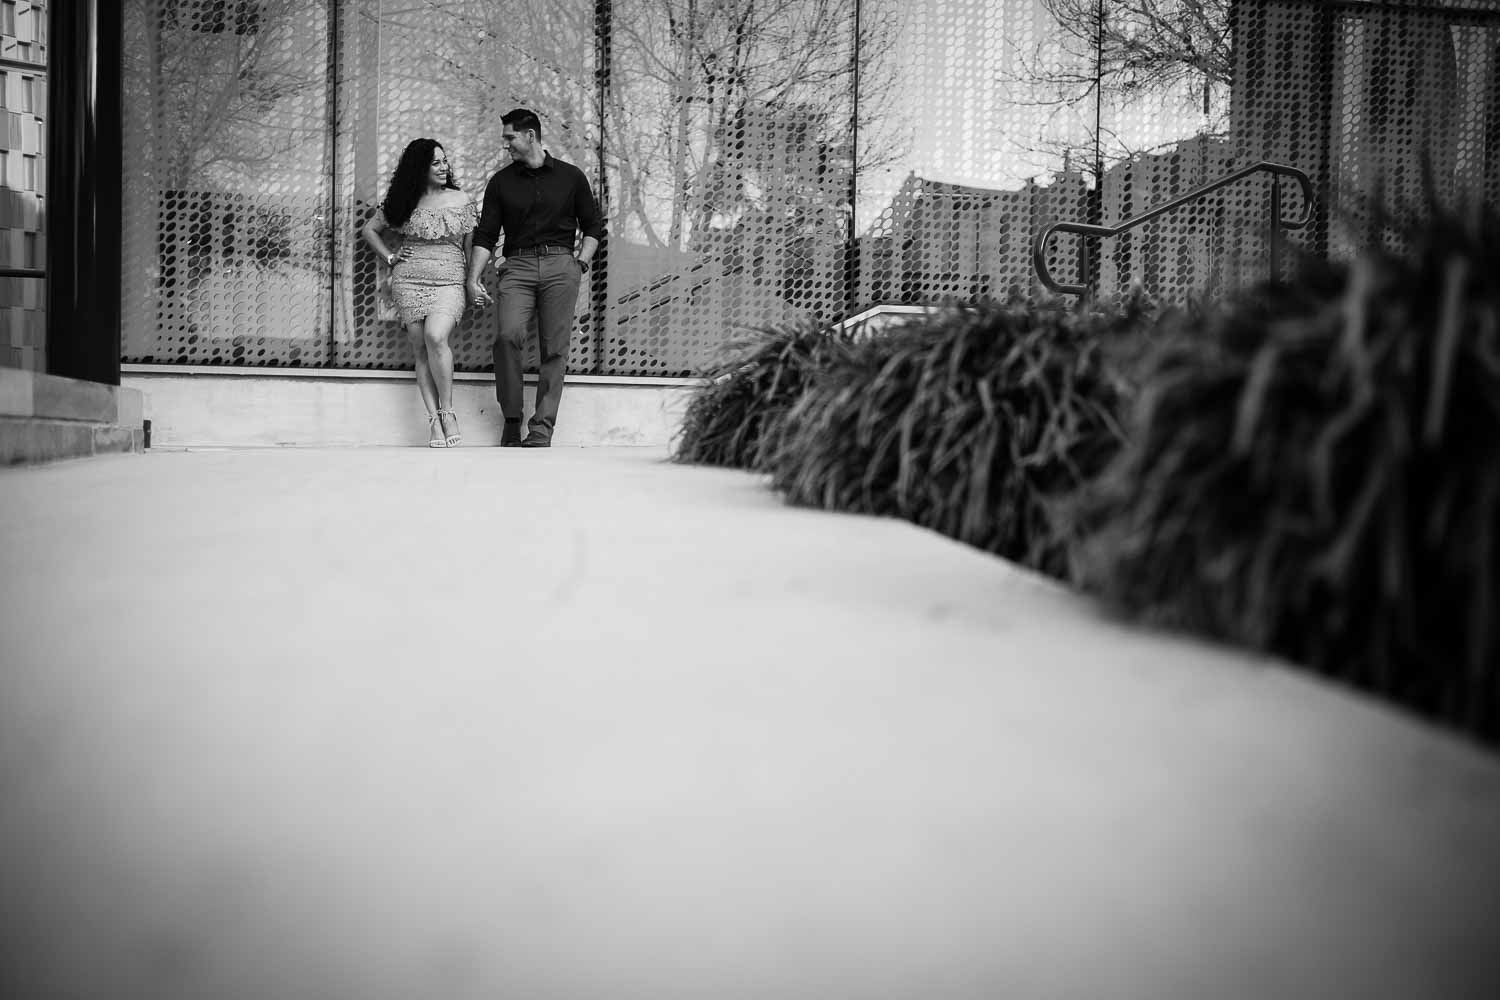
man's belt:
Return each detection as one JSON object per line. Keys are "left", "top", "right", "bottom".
{"left": 510, "top": 245, "right": 573, "bottom": 257}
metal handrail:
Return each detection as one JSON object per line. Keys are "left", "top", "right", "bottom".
{"left": 1032, "top": 160, "right": 1315, "bottom": 296}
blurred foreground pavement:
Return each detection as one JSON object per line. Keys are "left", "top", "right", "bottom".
{"left": 2, "top": 446, "right": 1499, "bottom": 1000}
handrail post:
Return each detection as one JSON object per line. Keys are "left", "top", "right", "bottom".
{"left": 1268, "top": 175, "right": 1282, "bottom": 282}
{"left": 1078, "top": 238, "right": 1092, "bottom": 299}
{"left": 1083, "top": 181, "right": 1102, "bottom": 299}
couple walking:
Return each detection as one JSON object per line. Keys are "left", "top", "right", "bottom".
{"left": 360, "top": 108, "right": 602, "bottom": 448}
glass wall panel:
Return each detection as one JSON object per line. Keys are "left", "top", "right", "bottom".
{"left": 121, "top": 0, "right": 335, "bottom": 365}
{"left": 1325, "top": 4, "right": 1500, "bottom": 258}
{"left": 1088, "top": 0, "right": 1240, "bottom": 300}
{"left": 337, "top": 0, "right": 599, "bottom": 372}
{"left": 857, "top": 0, "right": 1104, "bottom": 307}
{"left": 1231, "top": 0, "right": 1499, "bottom": 274}
{"left": 605, "top": 0, "right": 857, "bottom": 375}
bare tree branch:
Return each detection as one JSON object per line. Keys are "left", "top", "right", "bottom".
{"left": 1005, "top": 0, "right": 1232, "bottom": 174}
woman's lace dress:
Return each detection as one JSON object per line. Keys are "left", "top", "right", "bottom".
{"left": 388, "top": 201, "right": 478, "bottom": 327}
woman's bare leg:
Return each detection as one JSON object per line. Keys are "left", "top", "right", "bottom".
{"left": 406, "top": 320, "right": 440, "bottom": 415}
{"left": 424, "top": 313, "right": 458, "bottom": 412}
{"left": 424, "top": 313, "right": 461, "bottom": 445}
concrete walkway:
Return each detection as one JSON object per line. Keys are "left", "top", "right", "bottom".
{"left": 3, "top": 447, "right": 1499, "bottom": 1000}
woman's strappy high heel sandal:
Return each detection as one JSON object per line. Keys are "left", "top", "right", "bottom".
{"left": 438, "top": 408, "right": 461, "bottom": 448}
{"left": 428, "top": 412, "right": 446, "bottom": 448}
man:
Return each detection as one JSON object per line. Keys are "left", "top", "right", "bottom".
{"left": 467, "top": 108, "right": 604, "bottom": 447}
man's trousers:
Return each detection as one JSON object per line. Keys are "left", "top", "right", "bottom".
{"left": 493, "top": 252, "right": 582, "bottom": 441}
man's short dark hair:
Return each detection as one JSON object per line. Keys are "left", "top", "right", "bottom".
{"left": 501, "top": 108, "right": 542, "bottom": 139}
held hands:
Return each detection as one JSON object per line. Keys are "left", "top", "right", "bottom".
{"left": 467, "top": 280, "right": 493, "bottom": 308}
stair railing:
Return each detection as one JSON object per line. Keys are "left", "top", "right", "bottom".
{"left": 1032, "top": 160, "right": 1315, "bottom": 297}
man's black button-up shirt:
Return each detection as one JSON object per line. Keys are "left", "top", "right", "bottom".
{"left": 471, "top": 153, "right": 605, "bottom": 258}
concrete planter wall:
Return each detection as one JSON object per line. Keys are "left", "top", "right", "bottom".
{"left": 122, "top": 367, "right": 703, "bottom": 449}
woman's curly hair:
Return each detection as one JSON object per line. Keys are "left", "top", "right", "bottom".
{"left": 380, "top": 137, "right": 459, "bottom": 228}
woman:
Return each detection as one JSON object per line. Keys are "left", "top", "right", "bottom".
{"left": 361, "top": 138, "right": 478, "bottom": 447}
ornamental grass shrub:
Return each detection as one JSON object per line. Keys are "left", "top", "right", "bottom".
{"left": 764, "top": 297, "right": 1152, "bottom": 580}
{"left": 1075, "top": 206, "right": 1500, "bottom": 743}
{"left": 671, "top": 321, "right": 856, "bottom": 471}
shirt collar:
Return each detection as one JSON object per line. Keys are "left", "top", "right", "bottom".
{"left": 521, "top": 152, "right": 554, "bottom": 174}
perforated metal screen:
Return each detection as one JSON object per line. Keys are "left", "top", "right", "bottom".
{"left": 115, "top": 0, "right": 1500, "bottom": 375}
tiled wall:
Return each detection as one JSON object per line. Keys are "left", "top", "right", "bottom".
{"left": 0, "top": 0, "right": 46, "bottom": 372}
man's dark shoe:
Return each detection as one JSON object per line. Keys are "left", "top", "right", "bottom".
{"left": 520, "top": 434, "right": 551, "bottom": 448}
{"left": 500, "top": 420, "right": 523, "bottom": 447}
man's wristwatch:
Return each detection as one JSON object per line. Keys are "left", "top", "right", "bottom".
{"left": 576, "top": 256, "right": 590, "bottom": 274}
{"left": 386, "top": 252, "right": 398, "bottom": 267}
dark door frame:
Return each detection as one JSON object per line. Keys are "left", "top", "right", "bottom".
{"left": 45, "top": 0, "right": 124, "bottom": 386}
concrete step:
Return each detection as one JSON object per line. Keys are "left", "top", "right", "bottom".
{"left": 0, "top": 366, "right": 147, "bottom": 466}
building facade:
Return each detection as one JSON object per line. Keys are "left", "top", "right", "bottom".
{"left": 4, "top": 0, "right": 1498, "bottom": 395}
{"left": 0, "top": 0, "right": 45, "bottom": 372}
